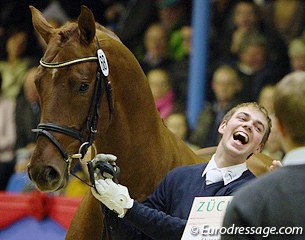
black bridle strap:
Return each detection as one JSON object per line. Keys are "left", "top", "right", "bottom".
{"left": 86, "top": 70, "right": 103, "bottom": 143}
{"left": 36, "top": 123, "right": 86, "bottom": 142}
{"left": 32, "top": 128, "right": 70, "bottom": 161}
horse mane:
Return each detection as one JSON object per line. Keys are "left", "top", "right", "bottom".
{"left": 95, "top": 23, "right": 121, "bottom": 43}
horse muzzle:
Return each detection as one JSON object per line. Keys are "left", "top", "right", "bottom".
{"left": 27, "top": 163, "right": 66, "bottom": 192}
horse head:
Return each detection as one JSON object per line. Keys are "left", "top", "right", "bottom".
{"left": 27, "top": 5, "right": 124, "bottom": 191}
{"left": 28, "top": 5, "right": 182, "bottom": 195}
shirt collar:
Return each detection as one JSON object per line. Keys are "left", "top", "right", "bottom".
{"left": 202, "top": 154, "right": 248, "bottom": 185}
{"left": 282, "top": 147, "right": 305, "bottom": 166}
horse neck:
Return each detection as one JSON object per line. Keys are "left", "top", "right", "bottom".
{"left": 92, "top": 40, "right": 199, "bottom": 199}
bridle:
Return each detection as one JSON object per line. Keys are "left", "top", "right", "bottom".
{"left": 32, "top": 40, "right": 114, "bottom": 180}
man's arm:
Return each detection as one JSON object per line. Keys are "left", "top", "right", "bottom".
{"left": 92, "top": 177, "right": 187, "bottom": 240}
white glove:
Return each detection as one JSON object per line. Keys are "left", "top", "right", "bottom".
{"left": 91, "top": 178, "right": 134, "bottom": 218}
{"left": 93, "top": 153, "right": 118, "bottom": 179}
{"left": 94, "top": 153, "right": 117, "bottom": 162}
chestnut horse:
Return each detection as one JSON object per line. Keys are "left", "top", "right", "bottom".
{"left": 28, "top": 6, "right": 272, "bottom": 240}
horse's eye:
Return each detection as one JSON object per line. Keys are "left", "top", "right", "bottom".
{"left": 79, "top": 83, "right": 89, "bottom": 92}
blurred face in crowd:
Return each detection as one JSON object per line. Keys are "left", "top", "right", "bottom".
{"left": 6, "top": 31, "right": 28, "bottom": 60}
{"left": 239, "top": 44, "right": 266, "bottom": 72}
{"left": 147, "top": 69, "right": 171, "bottom": 100}
{"left": 290, "top": 53, "right": 305, "bottom": 71}
{"left": 181, "top": 25, "right": 192, "bottom": 55}
{"left": 212, "top": 67, "right": 241, "bottom": 102}
{"left": 165, "top": 113, "right": 187, "bottom": 140}
{"left": 233, "top": 2, "right": 258, "bottom": 30}
{"left": 144, "top": 24, "right": 168, "bottom": 60}
{"left": 159, "top": 4, "right": 185, "bottom": 31}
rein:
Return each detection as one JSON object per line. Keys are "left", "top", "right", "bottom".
{"left": 32, "top": 41, "right": 114, "bottom": 185}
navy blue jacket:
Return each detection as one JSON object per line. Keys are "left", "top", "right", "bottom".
{"left": 105, "top": 162, "right": 255, "bottom": 240}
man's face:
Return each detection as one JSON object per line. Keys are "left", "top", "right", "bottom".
{"left": 218, "top": 106, "right": 267, "bottom": 159}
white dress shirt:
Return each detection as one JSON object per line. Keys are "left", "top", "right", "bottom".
{"left": 202, "top": 155, "right": 248, "bottom": 185}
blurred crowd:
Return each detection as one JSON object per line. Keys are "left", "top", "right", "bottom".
{"left": 1, "top": 0, "right": 303, "bottom": 195}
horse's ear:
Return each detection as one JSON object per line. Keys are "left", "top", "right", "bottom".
{"left": 29, "top": 5, "right": 54, "bottom": 45}
{"left": 78, "top": 5, "right": 96, "bottom": 45}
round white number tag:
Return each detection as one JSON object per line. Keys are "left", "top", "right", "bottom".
{"left": 97, "top": 49, "right": 109, "bottom": 77}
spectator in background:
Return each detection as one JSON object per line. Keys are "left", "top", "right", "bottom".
{"left": 15, "top": 67, "right": 40, "bottom": 151}
{"left": 222, "top": 71, "right": 305, "bottom": 240}
{"left": 263, "top": 0, "right": 305, "bottom": 45}
{"left": 164, "top": 111, "right": 199, "bottom": 152}
{"left": 6, "top": 67, "right": 40, "bottom": 193}
{"left": 170, "top": 25, "right": 192, "bottom": 110}
{"left": 115, "top": 0, "right": 158, "bottom": 58}
{"left": 0, "top": 73, "right": 16, "bottom": 190}
{"left": 190, "top": 65, "right": 242, "bottom": 148}
{"left": 233, "top": 31, "right": 282, "bottom": 102}
{"left": 0, "top": 28, "right": 34, "bottom": 100}
{"left": 139, "top": 23, "right": 173, "bottom": 74}
{"left": 157, "top": 0, "right": 191, "bottom": 61}
{"left": 147, "top": 68, "right": 176, "bottom": 119}
{"left": 288, "top": 35, "right": 305, "bottom": 72}
{"left": 218, "top": 0, "right": 289, "bottom": 74}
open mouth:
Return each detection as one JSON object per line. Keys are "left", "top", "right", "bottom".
{"left": 233, "top": 131, "right": 249, "bottom": 145}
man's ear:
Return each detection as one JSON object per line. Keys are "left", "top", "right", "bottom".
{"left": 218, "top": 120, "right": 227, "bottom": 134}
{"left": 253, "top": 143, "right": 264, "bottom": 154}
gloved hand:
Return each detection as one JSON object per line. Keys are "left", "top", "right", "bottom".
{"left": 94, "top": 153, "right": 117, "bottom": 163}
{"left": 91, "top": 153, "right": 119, "bottom": 180}
{"left": 91, "top": 178, "right": 134, "bottom": 218}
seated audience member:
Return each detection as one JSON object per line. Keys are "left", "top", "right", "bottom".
{"left": 169, "top": 25, "right": 192, "bottom": 110}
{"left": 0, "top": 28, "right": 34, "bottom": 100}
{"left": 0, "top": 73, "right": 16, "bottom": 190}
{"left": 263, "top": 0, "right": 305, "bottom": 45}
{"left": 91, "top": 102, "right": 273, "bottom": 240}
{"left": 190, "top": 65, "right": 242, "bottom": 147}
{"left": 157, "top": 0, "right": 191, "bottom": 61}
{"left": 6, "top": 67, "right": 40, "bottom": 193}
{"left": 164, "top": 111, "right": 199, "bottom": 152}
{"left": 15, "top": 67, "right": 40, "bottom": 151}
{"left": 139, "top": 23, "right": 174, "bottom": 74}
{"left": 218, "top": 0, "right": 289, "bottom": 73}
{"left": 288, "top": 35, "right": 305, "bottom": 72}
{"left": 147, "top": 68, "right": 175, "bottom": 119}
{"left": 233, "top": 31, "right": 283, "bottom": 102}
{"left": 222, "top": 71, "right": 305, "bottom": 239}
{"left": 6, "top": 144, "right": 35, "bottom": 192}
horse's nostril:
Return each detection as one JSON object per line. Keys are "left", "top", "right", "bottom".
{"left": 28, "top": 165, "right": 64, "bottom": 192}
{"left": 42, "top": 166, "right": 60, "bottom": 183}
